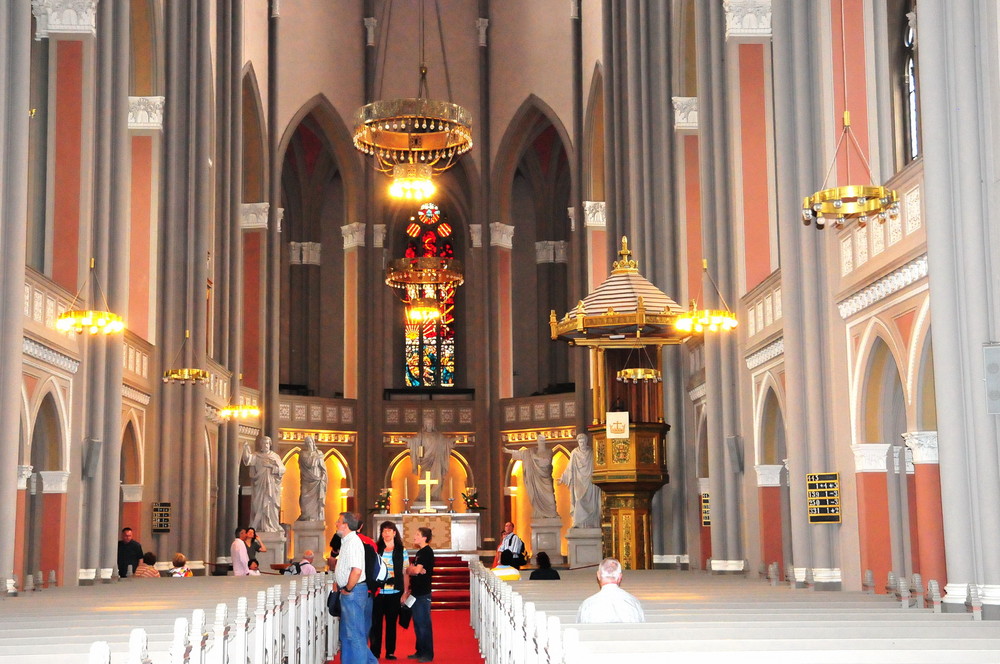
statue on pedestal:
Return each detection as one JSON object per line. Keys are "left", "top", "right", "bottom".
{"left": 242, "top": 435, "right": 285, "bottom": 532}
{"left": 406, "top": 414, "right": 454, "bottom": 501}
{"left": 506, "top": 434, "right": 558, "bottom": 519}
{"left": 298, "top": 435, "right": 327, "bottom": 521}
{"left": 559, "top": 433, "right": 601, "bottom": 528}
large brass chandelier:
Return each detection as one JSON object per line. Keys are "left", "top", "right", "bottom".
{"left": 385, "top": 255, "right": 464, "bottom": 323}
{"left": 55, "top": 259, "right": 125, "bottom": 336}
{"left": 353, "top": 1, "right": 473, "bottom": 200}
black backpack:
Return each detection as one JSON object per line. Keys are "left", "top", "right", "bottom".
{"left": 282, "top": 561, "right": 302, "bottom": 575}
{"left": 364, "top": 541, "right": 389, "bottom": 591}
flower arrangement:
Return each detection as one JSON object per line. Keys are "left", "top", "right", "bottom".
{"left": 461, "top": 488, "right": 486, "bottom": 511}
{"left": 372, "top": 488, "right": 391, "bottom": 511}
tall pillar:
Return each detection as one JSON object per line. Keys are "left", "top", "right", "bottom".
{"left": 490, "top": 223, "right": 514, "bottom": 399}
{"left": 0, "top": 1, "right": 32, "bottom": 582}
{"left": 903, "top": 431, "right": 947, "bottom": 590}
{"left": 341, "top": 223, "right": 365, "bottom": 399}
{"left": 852, "top": 444, "right": 892, "bottom": 593}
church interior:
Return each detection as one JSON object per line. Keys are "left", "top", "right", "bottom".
{"left": 5, "top": 0, "right": 1000, "bottom": 632}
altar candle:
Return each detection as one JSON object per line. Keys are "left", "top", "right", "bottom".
{"left": 404, "top": 479, "right": 408, "bottom": 500}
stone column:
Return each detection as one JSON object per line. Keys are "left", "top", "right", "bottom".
{"left": 341, "top": 223, "right": 365, "bottom": 399}
{"left": 852, "top": 444, "right": 892, "bottom": 593}
{"left": 0, "top": 1, "right": 32, "bottom": 582}
{"left": 490, "top": 223, "right": 514, "bottom": 399}
{"left": 903, "top": 431, "right": 947, "bottom": 591}
{"left": 916, "top": 0, "right": 1000, "bottom": 617}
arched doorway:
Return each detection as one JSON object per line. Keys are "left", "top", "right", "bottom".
{"left": 757, "top": 387, "right": 790, "bottom": 575}
{"left": 25, "top": 393, "right": 65, "bottom": 584}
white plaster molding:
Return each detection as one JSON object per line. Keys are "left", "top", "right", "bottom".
{"left": 470, "top": 225, "right": 483, "bottom": 248}
{"left": 32, "top": 0, "right": 97, "bottom": 40}
{"left": 341, "top": 222, "right": 366, "bottom": 250}
{"left": 851, "top": 443, "right": 890, "bottom": 473}
{"left": 364, "top": 17, "right": 377, "bottom": 46}
{"left": 672, "top": 97, "right": 699, "bottom": 133}
{"left": 980, "top": 585, "right": 1000, "bottom": 607}
{"left": 745, "top": 337, "right": 784, "bottom": 370}
{"left": 122, "top": 384, "right": 151, "bottom": 406}
{"left": 754, "top": 464, "right": 783, "bottom": 487}
{"left": 23, "top": 337, "right": 80, "bottom": 374}
{"left": 697, "top": 477, "right": 710, "bottom": 494}
{"left": 490, "top": 222, "right": 514, "bottom": 249}
{"left": 17, "top": 465, "right": 33, "bottom": 490}
{"left": 373, "top": 224, "right": 387, "bottom": 248}
{"left": 583, "top": 201, "right": 606, "bottom": 228}
{"left": 127, "top": 96, "right": 165, "bottom": 131}
{"left": 301, "top": 242, "right": 321, "bottom": 265}
{"left": 570, "top": 0, "right": 580, "bottom": 20}
{"left": 553, "top": 241, "right": 568, "bottom": 264}
{"left": 239, "top": 424, "right": 261, "bottom": 438}
{"left": 535, "top": 241, "right": 556, "bottom": 264}
{"left": 724, "top": 0, "right": 772, "bottom": 41}
{"left": 288, "top": 243, "right": 302, "bottom": 265}
{"left": 891, "top": 445, "right": 914, "bottom": 474}
{"left": 39, "top": 470, "right": 70, "bottom": 494}
{"left": 837, "top": 254, "right": 928, "bottom": 319}
{"left": 688, "top": 382, "right": 706, "bottom": 403}
{"left": 567, "top": 207, "right": 576, "bottom": 232}
{"left": 942, "top": 583, "right": 973, "bottom": 605}
{"left": 902, "top": 430, "right": 938, "bottom": 465}
{"left": 710, "top": 559, "right": 746, "bottom": 571}
{"left": 653, "top": 554, "right": 690, "bottom": 564}
{"left": 476, "top": 18, "right": 489, "bottom": 47}
{"left": 271, "top": 0, "right": 280, "bottom": 18}
{"left": 241, "top": 202, "right": 269, "bottom": 230}
{"left": 205, "top": 404, "right": 223, "bottom": 424}
{"left": 276, "top": 207, "right": 284, "bottom": 234}
{"left": 812, "top": 568, "right": 842, "bottom": 584}
{"left": 121, "top": 484, "right": 143, "bottom": 502}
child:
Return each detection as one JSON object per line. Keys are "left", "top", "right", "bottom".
{"left": 248, "top": 559, "right": 261, "bottom": 576}
{"left": 170, "top": 553, "right": 193, "bottom": 577}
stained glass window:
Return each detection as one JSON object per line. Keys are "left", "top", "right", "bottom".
{"left": 402, "top": 203, "right": 457, "bottom": 387}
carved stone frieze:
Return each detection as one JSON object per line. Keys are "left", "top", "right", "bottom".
{"left": 724, "top": 0, "right": 772, "bottom": 41}
{"left": 128, "top": 96, "right": 165, "bottom": 131}
{"left": 837, "top": 254, "right": 928, "bottom": 319}
{"left": 32, "top": 0, "right": 97, "bottom": 40}
{"left": 672, "top": 97, "right": 699, "bottom": 133}
{"left": 490, "top": 222, "right": 514, "bottom": 249}
{"left": 902, "top": 430, "right": 938, "bottom": 465}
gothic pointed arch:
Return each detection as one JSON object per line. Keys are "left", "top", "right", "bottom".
{"left": 583, "top": 63, "right": 605, "bottom": 201}
{"left": 241, "top": 64, "right": 267, "bottom": 202}
{"left": 129, "top": 0, "right": 163, "bottom": 96}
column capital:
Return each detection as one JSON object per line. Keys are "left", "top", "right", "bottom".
{"left": 121, "top": 484, "right": 143, "bottom": 502}
{"left": 583, "top": 201, "right": 606, "bottom": 228}
{"left": 851, "top": 444, "right": 891, "bottom": 473}
{"left": 892, "top": 445, "right": 915, "bottom": 474}
{"left": 697, "top": 477, "right": 710, "bottom": 494}
{"left": 902, "top": 430, "right": 939, "bottom": 464}
{"left": 470, "top": 224, "right": 483, "bottom": 248}
{"left": 128, "top": 96, "right": 165, "bottom": 131}
{"left": 553, "top": 241, "right": 568, "bottom": 264}
{"left": 535, "top": 240, "right": 555, "bottom": 264}
{"left": 241, "top": 202, "right": 269, "bottom": 230}
{"left": 39, "top": 470, "right": 70, "bottom": 494}
{"left": 672, "top": 97, "right": 699, "bottom": 133}
{"left": 490, "top": 222, "right": 514, "bottom": 249}
{"left": 32, "top": 0, "right": 98, "bottom": 40}
{"left": 754, "top": 464, "right": 784, "bottom": 487}
{"left": 373, "top": 224, "right": 387, "bottom": 248}
{"left": 341, "top": 222, "right": 366, "bottom": 250}
{"left": 476, "top": 18, "right": 489, "bottom": 47}
{"left": 724, "top": 0, "right": 772, "bottom": 42}
{"left": 17, "top": 465, "right": 34, "bottom": 490}
{"left": 364, "top": 17, "right": 377, "bottom": 46}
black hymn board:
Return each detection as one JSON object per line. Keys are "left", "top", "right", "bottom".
{"left": 806, "top": 472, "right": 841, "bottom": 524}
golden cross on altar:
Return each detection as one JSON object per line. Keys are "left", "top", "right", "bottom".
{"left": 417, "top": 471, "right": 438, "bottom": 513}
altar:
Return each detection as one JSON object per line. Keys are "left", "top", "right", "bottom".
{"left": 369, "top": 512, "right": 482, "bottom": 552}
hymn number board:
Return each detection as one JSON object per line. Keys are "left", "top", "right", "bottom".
{"left": 806, "top": 473, "right": 841, "bottom": 524}
{"left": 152, "top": 502, "right": 172, "bottom": 533}
{"left": 700, "top": 493, "right": 711, "bottom": 526}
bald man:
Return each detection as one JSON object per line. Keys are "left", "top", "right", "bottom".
{"left": 576, "top": 558, "right": 645, "bottom": 623}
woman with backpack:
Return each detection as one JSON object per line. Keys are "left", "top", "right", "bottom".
{"left": 369, "top": 521, "right": 409, "bottom": 660}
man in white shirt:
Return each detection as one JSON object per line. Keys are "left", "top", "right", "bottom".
{"left": 231, "top": 527, "right": 250, "bottom": 576}
{"left": 495, "top": 521, "right": 526, "bottom": 568}
{"left": 334, "top": 512, "right": 378, "bottom": 664}
{"left": 297, "top": 549, "right": 317, "bottom": 575}
{"left": 576, "top": 557, "right": 645, "bottom": 623}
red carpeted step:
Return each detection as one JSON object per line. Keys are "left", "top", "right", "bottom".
{"left": 431, "top": 556, "right": 470, "bottom": 609}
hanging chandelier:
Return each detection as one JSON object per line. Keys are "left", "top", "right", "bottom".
{"left": 673, "top": 260, "right": 738, "bottom": 335}
{"left": 616, "top": 367, "right": 662, "bottom": 384}
{"left": 385, "top": 256, "right": 464, "bottom": 323}
{"left": 218, "top": 404, "right": 261, "bottom": 420}
{"left": 55, "top": 259, "right": 125, "bottom": 336}
{"left": 162, "top": 329, "right": 209, "bottom": 384}
{"left": 352, "top": 2, "right": 472, "bottom": 200}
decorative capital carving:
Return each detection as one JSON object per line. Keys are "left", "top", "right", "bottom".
{"left": 570, "top": 0, "right": 580, "bottom": 20}
{"left": 121, "top": 484, "right": 143, "bottom": 502}
{"left": 470, "top": 225, "right": 482, "bottom": 248}
{"left": 17, "top": 465, "right": 33, "bottom": 490}
{"left": 697, "top": 478, "right": 710, "bottom": 495}
{"left": 535, "top": 240, "right": 556, "bottom": 264}
{"left": 128, "top": 96, "right": 165, "bottom": 131}
{"left": 364, "top": 17, "right": 377, "bottom": 46}
{"left": 583, "top": 201, "right": 606, "bottom": 228}
{"left": 902, "top": 430, "right": 938, "bottom": 465}
{"left": 553, "top": 241, "right": 568, "bottom": 264}
{"left": 373, "top": 224, "right": 387, "bottom": 248}
{"left": 754, "top": 464, "right": 783, "bottom": 487}
{"left": 39, "top": 470, "right": 70, "bottom": 494}
{"left": 341, "top": 222, "right": 366, "bottom": 250}
{"left": 746, "top": 337, "right": 784, "bottom": 370}
{"left": 241, "top": 202, "right": 269, "bottom": 230}
{"left": 490, "top": 222, "right": 514, "bottom": 249}
{"left": 24, "top": 337, "right": 80, "bottom": 373}
{"left": 476, "top": 18, "right": 489, "bottom": 47}
{"left": 851, "top": 444, "right": 891, "bottom": 473}
{"left": 724, "top": 0, "right": 772, "bottom": 41}
{"left": 31, "top": 0, "right": 98, "bottom": 40}
{"left": 672, "top": 97, "right": 699, "bottom": 133}
{"left": 276, "top": 207, "right": 284, "bottom": 234}
{"left": 567, "top": 206, "right": 576, "bottom": 232}
{"left": 838, "top": 254, "right": 928, "bottom": 319}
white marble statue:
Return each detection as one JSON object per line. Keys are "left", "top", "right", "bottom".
{"left": 559, "top": 433, "right": 602, "bottom": 528}
{"left": 406, "top": 414, "right": 455, "bottom": 501}
{"left": 506, "top": 434, "right": 558, "bottom": 519}
{"left": 297, "top": 435, "right": 327, "bottom": 521}
{"left": 242, "top": 435, "right": 285, "bottom": 532}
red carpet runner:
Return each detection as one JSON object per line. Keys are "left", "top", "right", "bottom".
{"left": 329, "top": 608, "right": 484, "bottom": 664}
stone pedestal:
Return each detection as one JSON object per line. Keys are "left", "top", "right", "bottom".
{"left": 530, "top": 517, "right": 565, "bottom": 565}
{"left": 256, "top": 530, "right": 287, "bottom": 570}
{"left": 292, "top": 520, "right": 327, "bottom": 564}
{"left": 564, "top": 527, "right": 603, "bottom": 568}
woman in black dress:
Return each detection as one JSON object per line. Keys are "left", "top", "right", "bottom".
{"left": 529, "top": 551, "right": 560, "bottom": 580}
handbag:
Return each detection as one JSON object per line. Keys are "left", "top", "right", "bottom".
{"left": 398, "top": 603, "right": 412, "bottom": 629}
{"left": 327, "top": 589, "right": 341, "bottom": 617}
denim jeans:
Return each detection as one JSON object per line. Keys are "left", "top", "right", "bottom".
{"left": 411, "top": 593, "right": 433, "bottom": 658}
{"left": 340, "top": 586, "right": 378, "bottom": 664}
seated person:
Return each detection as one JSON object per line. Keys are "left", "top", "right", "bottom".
{"left": 495, "top": 521, "right": 527, "bottom": 569}
{"left": 490, "top": 564, "right": 521, "bottom": 581}
{"left": 528, "top": 552, "right": 560, "bottom": 580}
{"left": 576, "top": 558, "right": 645, "bottom": 623}
{"left": 297, "top": 550, "right": 318, "bottom": 576}
{"left": 134, "top": 552, "right": 160, "bottom": 578}
{"left": 169, "top": 553, "right": 193, "bottom": 578}
{"left": 248, "top": 559, "right": 261, "bottom": 576}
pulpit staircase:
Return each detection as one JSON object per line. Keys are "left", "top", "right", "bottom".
{"left": 432, "top": 555, "right": 470, "bottom": 609}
